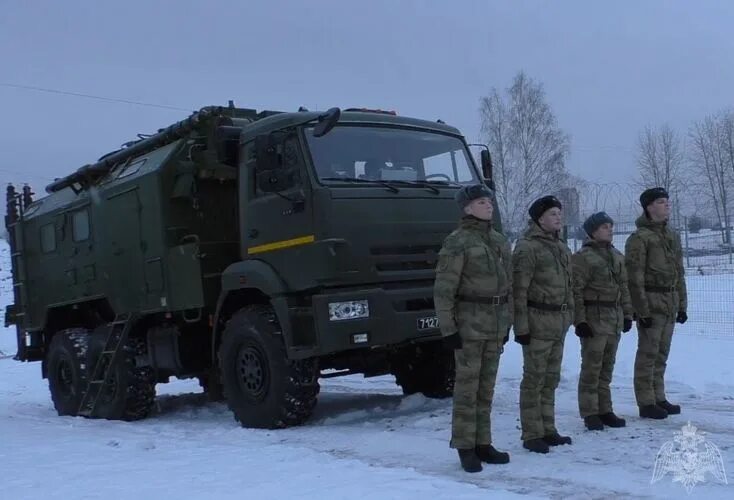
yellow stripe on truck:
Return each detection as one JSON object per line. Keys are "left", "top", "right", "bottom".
{"left": 247, "top": 235, "right": 316, "bottom": 255}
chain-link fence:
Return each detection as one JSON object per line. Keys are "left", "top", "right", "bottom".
{"left": 565, "top": 215, "right": 734, "bottom": 338}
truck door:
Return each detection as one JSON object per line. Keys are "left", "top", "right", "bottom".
{"left": 240, "top": 134, "right": 314, "bottom": 274}
{"left": 103, "top": 189, "right": 147, "bottom": 311}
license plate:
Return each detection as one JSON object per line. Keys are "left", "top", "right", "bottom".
{"left": 417, "top": 316, "right": 439, "bottom": 331}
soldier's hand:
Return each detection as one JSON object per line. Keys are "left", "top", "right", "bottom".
{"left": 514, "top": 334, "right": 530, "bottom": 346}
{"left": 574, "top": 322, "right": 594, "bottom": 338}
{"left": 622, "top": 317, "right": 633, "bottom": 333}
{"left": 443, "top": 332, "right": 463, "bottom": 350}
{"left": 676, "top": 311, "right": 688, "bottom": 324}
{"left": 638, "top": 316, "right": 653, "bottom": 328}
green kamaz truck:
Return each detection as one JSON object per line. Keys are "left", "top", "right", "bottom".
{"left": 4, "top": 103, "right": 499, "bottom": 428}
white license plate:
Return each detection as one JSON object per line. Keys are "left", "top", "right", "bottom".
{"left": 417, "top": 316, "right": 439, "bottom": 331}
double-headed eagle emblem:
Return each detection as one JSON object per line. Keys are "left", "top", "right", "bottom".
{"left": 652, "top": 421, "right": 727, "bottom": 493}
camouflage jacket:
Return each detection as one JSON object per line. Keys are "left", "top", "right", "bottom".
{"left": 433, "top": 216, "right": 513, "bottom": 340}
{"left": 572, "top": 239, "right": 633, "bottom": 334}
{"left": 512, "top": 221, "right": 574, "bottom": 335}
{"left": 624, "top": 215, "right": 688, "bottom": 318}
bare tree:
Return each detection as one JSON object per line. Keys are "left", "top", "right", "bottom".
{"left": 636, "top": 124, "right": 685, "bottom": 192}
{"left": 479, "top": 71, "right": 571, "bottom": 236}
{"left": 688, "top": 113, "right": 733, "bottom": 245}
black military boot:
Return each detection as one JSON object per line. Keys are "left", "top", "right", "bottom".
{"left": 639, "top": 404, "right": 668, "bottom": 419}
{"left": 584, "top": 415, "right": 604, "bottom": 431}
{"left": 657, "top": 400, "right": 681, "bottom": 415}
{"left": 522, "top": 438, "right": 550, "bottom": 454}
{"left": 543, "top": 432, "right": 572, "bottom": 446}
{"left": 457, "top": 448, "right": 483, "bottom": 473}
{"left": 599, "top": 412, "right": 626, "bottom": 428}
{"left": 476, "top": 444, "right": 510, "bottom": 464}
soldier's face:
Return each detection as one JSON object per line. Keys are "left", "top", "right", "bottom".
{"left": 464, "top": 197, "right": 493, "bottom": 220}
{"left": 539, "top": 207, "right": 562, "bottom": 232}
{"left": 592, "top": 222, "right": 614, "bottom": 243}
{"left": 648, "top": 197, "right": 670, "bottom": 221}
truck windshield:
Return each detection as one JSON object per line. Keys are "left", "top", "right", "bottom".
{"left": 304, "top": 125, "right": 479, "bottom": 185}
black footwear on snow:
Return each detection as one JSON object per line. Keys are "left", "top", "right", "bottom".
{"left": 457, "top": 448, "right": 482, "bottom": 473}
{"left": 584, "top": 415, "right": 604, "bottom": 431}
{"left": 639, "top": 404, "right": 668, "bottom": 419}
{"left": 656, "top": 400, "right": 681, "bottom": 415}
{"left": 523, "top": 438, "right": 550, "bottom": 454}
{"left": 599, "top": 412, "right": 626, "bottom": 427}
{"left": 543, "top": 432, "right": 572, "bottom": 446}
{"left": 476, "top": 444, "right": 510, "bottom": 464}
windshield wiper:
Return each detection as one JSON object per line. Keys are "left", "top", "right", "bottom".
{"left": 321, "top": 177, "right": 400, "bottom": 193}
{"left": 386, "top": 180, "right": 441, "bottom": 194}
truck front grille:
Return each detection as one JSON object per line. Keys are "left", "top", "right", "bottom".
{"left": 369, "top": 245, "right": 440, "bottom": 273}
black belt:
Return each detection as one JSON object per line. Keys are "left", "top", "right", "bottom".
{"left": 458, "top": 294, "right": 509, "bottom": 305}
{"left": 527, "top": 300, "right": 570, "bottom": 312}
{"left": 645, "top": 285, "right": 677, "bottom": 293}
{"left": 584, "top": 300, "right": 618, "bottom": 308}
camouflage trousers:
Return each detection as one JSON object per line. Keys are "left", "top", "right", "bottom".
{"left": 634, "top": 315, "right": 675, "bottom": 406}
{"left": 520, "top": 334, "right": 566, "bottom": 441}
{"left": 578, "top": 333, "right": 621, "bottom": 417}
{"left": 450, "top": 339, "right": 501, "bottom": 449}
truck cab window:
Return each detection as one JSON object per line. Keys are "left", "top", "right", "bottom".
{"left": 72, "top": 209, "right": 90, "bottom": 242}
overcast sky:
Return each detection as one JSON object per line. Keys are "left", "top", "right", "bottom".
{"left": 2, "top": 0, "right": 733, "bottom": 196}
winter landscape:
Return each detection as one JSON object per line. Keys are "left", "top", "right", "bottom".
{"left": 1, "top": 242, "right": 732, "bottom": 499}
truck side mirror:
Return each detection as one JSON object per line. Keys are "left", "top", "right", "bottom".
{"left": 312, "top": 107, "right": 341, "bottom": 138}
{"left": 215, "top": 126, "right": 242, "bottom": 167}
{"left": 480, "top": 149, "right": 496, "bottom": 190}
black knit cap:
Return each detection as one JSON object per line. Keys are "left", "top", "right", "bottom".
{"left": 583, "top": 211, "right": 614, "bottom": 236}
{"left": 640, "top": 187, "right": 669, "bottom": 209}
{"left": 528, "top": 195, "right": 562, "bottom": 223}
{"left": 455, "top": 183, "right": 494, "bottom": 209}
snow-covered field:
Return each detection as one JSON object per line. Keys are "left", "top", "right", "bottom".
{"left": 1, "top": 242, "right": 732, "bottom": 499}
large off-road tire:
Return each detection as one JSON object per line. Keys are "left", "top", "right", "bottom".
{"left": 218, "top": 305, "right": 320, "bottom": 429}
{"left": 47, "top": 328, "right": 90, "bottom": 416}
{"left": 392, "top": 341, "right": 455, "bottom": 399}
{"left": 86, "top": 333, "right": 156, "bottom": 421}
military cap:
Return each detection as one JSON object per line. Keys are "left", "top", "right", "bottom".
{"left": 528, "top": 195, "right": 562, "bottom": 223}
{"left": 455, "top": 183, "right": 493, "bottom": 209}
{"left": 639, "top": 187, "right": 669, "bottom": 209}
{"left": 583, "top": 211, "right": 614, "bottom": 236}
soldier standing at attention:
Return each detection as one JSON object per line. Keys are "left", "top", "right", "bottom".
{"left": 513, "top": 195, "right": 574, "bottom": 454}
{"left": 625, "top": 188, "right": 688, "bottom": 419}
{"left": 572, "top": 212, "right": 633, "bottom": 431}
{"left": 434, "top": 184, "right": 513, "bottom": 473}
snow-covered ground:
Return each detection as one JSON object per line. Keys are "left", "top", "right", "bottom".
{"left": 1, "top": 242, "right": 732, "bottom": 499}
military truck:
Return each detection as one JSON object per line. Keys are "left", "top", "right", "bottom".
{"left": 4, "top": 103, "right": 499, "bottom": 428}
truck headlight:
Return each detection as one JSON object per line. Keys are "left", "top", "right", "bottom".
{"left": 328, "top": 300, "right": 369, "bottom": 321}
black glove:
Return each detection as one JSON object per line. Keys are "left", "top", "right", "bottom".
{"left": 638, "top": 316, "right": 653, "bottom": 328}
{"left": 676, "top": 311, "right": 688, "bottom": 324}
{"left": 514, "top": 334, "right": 530, "bottom": 346}
{"left": 623, "top": 317, "right": 633, "bottom": 333}
{"left": 574, "top": 322, "right": 594, "bottom": 338}
{"left": 503, "top": 329, "right": 510, "bottom": 345}
{"left": 443, "top": 332, "right": 463, "bottom": 350}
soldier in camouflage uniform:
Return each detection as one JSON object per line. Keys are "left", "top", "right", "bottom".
{"left": 513, "top": 195, "right": 574, "bottom": 454}
{"left": 625, "top": 187, "right": 688, "bottom": 419}
{"left": 572, "top": 212, "right": 633, "bottom": 431}
{"left": 434, "top": 184, "right": 513, "bottom": 473}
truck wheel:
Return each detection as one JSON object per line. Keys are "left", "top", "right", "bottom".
{"left": 47, "top": 328, "right": 90, "bottom": 416}
{"left": 218, "top": 305, "right": 320, "bottom": 429}
{"left": 392, "top": 342, "right": 455, "bottom": 399}
{"left": 86, "top": 333, "right": 156, "bottom": 421}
